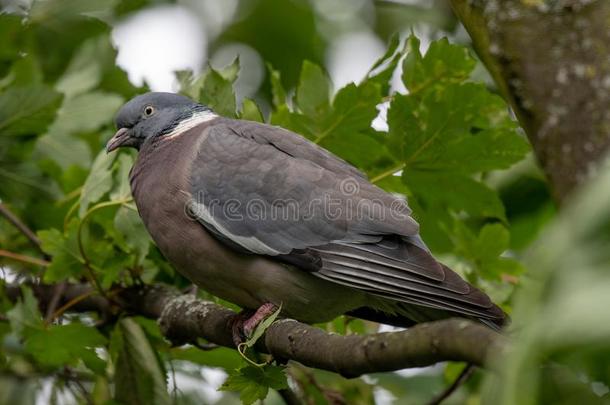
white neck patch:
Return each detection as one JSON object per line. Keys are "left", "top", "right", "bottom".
{"left": 164, "top": 110, "right": 218, "bottom": 139}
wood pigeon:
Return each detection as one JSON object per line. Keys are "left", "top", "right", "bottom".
{"left": 107, "top": 92, "right": 505, "bottom": 342}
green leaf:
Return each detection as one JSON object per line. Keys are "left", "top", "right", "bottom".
{"left": 171, "top": 347, "right": 243, "bottom": 371}
{"left": 268, "top": 64, "right": 287, "bottom": 108}
{"left": 436, "top": 128, "right": 531, "bottom": 174}
{"left": 242, "top": 304, "right": 282, "bottom": 349}
{"left": 6, "top": 286, "right": 43, "bottom": 337}
{"left": 99, "top": 255, "right": 131, "bottom": 289}
{"left": 316, "top": 81, "right": 387, "bottom": 168}
{"left": 405, "top": 171, "right": 506, "bottom": 220}
{"left": 0, "top": 15, "right": 24, "bottom": 72}
{"left": 110, "top": 153, "right": 134, "bottom": 201}
{"left": 56, "top": 35, "right": 114, "bottom": 98}
{"left": 402, "top": 35, "right": 476, "bottom": 93}
{"left": 79, "top": 150, "right": 116, "bottom": 217}
{"left": 80, "top": 344, "right": 108, "bottom": 374}
{"left": 240, "top": 98, "right": 264, "bottom": 122}
{"left": 46, "top": 91, "right": 124, "bottom": 136}
{"left": 476, "top": 223, "right": 510, "bottom": 260}
{"left": 25, "top": 323, "right": 106, "bottom": 370}
{"left": 382, "top": 64, "right": 528, "bottom": 250}
{"left": 29, "top": 0, "right": 119, "bottom": 23}
{"left": 176, "top": 69, "right": 205, "bottom": 100}
{"left": 216, "top": 57, "right": 240, "bottom": 82}
{"left": 388, "top": 83, "right": 516, "bottom": 165}
{"left": 295, "top": 61, "right": 330, "bottom": 117}
{"left": 114, "top": 318, "right": 171, "bottom": 405}
{"left": 0, "top": 85, "right": 63, "bottom": 136}
{"left": 199, "top": 61, "right": 239, "bottom": 118}
{"left": 452, "top": 221, "right": 525, "bottom": 280}
{"left": 220, "top": 365, "right": 288, "bottom": 405}
{"left": 61, "top": 165, "right": 88, "bottom": 193}
{"left": 364, "top": 33, "right": 403, "bottom": 94}
{"left": 36, "top": 91, "right": 123, "bottom": 170}
{"left": 114, "top": 205, "right": 150, "bottom": 263}
{"left": 35, "top": 133, "right": 92, "bottom": 170}
{"left": 328, "top": 82, "right": 381, "bottom": 138}
{"left": 272, "top": 64, "right": 389, "bottom": 171}
{"left": 3, "top": 54, "right": 44, "bottom": 87}
{"left": 38, "top": 219, "right": 83, "bottom": 282}
{"left": 368, "top": 33, "right": 401, "bottom": 74}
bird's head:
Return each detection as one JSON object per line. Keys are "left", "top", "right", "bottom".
{"left": 106, "top": 92, "right": 214, "bottom": 152}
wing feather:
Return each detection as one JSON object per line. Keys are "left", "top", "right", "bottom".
{"left": 318, "top": 264, "right": 501, "bottom": 319}
{"left": 314, "top": 240, "right": 445, "bottom": 281}
{"left": 188, "top": 120, "right": 418, "bottom": 255}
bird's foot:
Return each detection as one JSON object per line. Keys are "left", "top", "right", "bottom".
{"left": 231, "top": 303, "right": 279, "bottom": 347}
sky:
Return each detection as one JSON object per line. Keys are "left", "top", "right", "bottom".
{"left": 111, "top": 2, "right": 396, "bottom": 95}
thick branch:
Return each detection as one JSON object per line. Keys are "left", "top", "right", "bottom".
{"left": 11, "top": 283, "right": 508, "bottom": 377}
{"left": 451, "top": 0, "right": 610, "bottom": 203}
{"left": 6, "top": 283, "right": 111, "bottom": 316}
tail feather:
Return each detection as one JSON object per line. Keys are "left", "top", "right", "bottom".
{"left": 283, "top": 235, "right": 507, "bottom": 329}
{"left": 308, "top": 237, "right": 506, "bottom": 327}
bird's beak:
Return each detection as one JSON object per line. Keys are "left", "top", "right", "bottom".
{"left": 106, "top": 127, "right": 131, "bottom": 153}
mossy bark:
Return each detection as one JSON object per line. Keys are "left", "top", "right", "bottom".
{"left": 451, "top": 0, "right": 610, "bottom": 203}
{"left": 7, "top": 282, "right": 508, "bottom": 377}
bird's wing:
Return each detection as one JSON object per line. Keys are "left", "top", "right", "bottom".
{"left": 186, "top": 119, "right": 502, "bottom": 321}
{"left": 224, "top": 118, "right": 370, "bottom": 181}
{"left": 187, "top": 119, "right": 420, "bottom": 256}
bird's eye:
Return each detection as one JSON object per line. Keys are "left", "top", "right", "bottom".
{"left": 144, "top": 106, "right": 155, "bottom": 116}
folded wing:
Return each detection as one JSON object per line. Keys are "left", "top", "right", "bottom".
{"left": 186, "top": 119, "right": 504, "bottom": 324}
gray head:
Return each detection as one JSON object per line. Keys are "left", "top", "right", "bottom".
{"left": 106, "top": 92, "right": 212, "bottom": 152}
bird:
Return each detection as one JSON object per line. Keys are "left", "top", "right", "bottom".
{"left": 107, "top": 92, "right": 505, "bottom": 343}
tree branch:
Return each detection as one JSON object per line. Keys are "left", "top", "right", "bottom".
{"left": 451, "top": 0, "right": 610, "bottom": 203}
{"left": 426, "top": 363, "right": 475, "bottom": 405}
{"left": 9, "top": 283, "right": 508, "bottom": 378}
{"left": 0, "top": 202, "right": 44, "bottom": 254}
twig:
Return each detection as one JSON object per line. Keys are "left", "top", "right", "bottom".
{"left": 61, "top": 367, "right": 94, "bottom": 405}
{"left": 169, "top": 359, "right": 179, "bottom": 401}
{"left": 425, "top": 363, "right": 476, "bottom": 405}
{"left": 75, "top": 199, "right": 133, "bottom": 298}
{"left": 0, "top": 203, "right": 45, "bottom": 254}
{"left": 56, "top": 187, "right": 82, "bottom": 206}
{"left": 45, "top": 282, "right": 67, "bottom": 323}
{"left": 45, "top": 286, "right": 95, "bottom": 325}
{"left": 0, "top": 249, "right": 50, "bottom": 267}
{"left": 277, "top": 387, "right": 302, "bottom": 405}
{"left": 370, "top": 162, "right": 405, "bottom": 184}
{"left": 300, "top": 366, "right": 346, "bottom": 404}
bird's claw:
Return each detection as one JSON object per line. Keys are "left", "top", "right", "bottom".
{"left": 230, "top": 302, "right": 279, "bottom": 347}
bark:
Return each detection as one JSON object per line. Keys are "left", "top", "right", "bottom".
{"left": 8, "top": 283, "right": 508, "bottom": 378}
{"left": 450, "top": 0, "right": 610, "bottom": 203}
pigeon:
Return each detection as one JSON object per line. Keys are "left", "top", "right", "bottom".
{"left": 107, "top": 92, "right": 505, "bottom": 342}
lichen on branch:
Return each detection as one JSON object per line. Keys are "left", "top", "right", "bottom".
{"left": 8, "top": 282, "right": 508, "bottom": 377}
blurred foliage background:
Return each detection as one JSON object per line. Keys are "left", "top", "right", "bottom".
{"left": 0, "top": 0, "right": 607, "bottom": 404}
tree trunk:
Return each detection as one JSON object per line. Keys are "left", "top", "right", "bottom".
{"left": 451, "top": 0, "right": 610, "bottom": 203}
